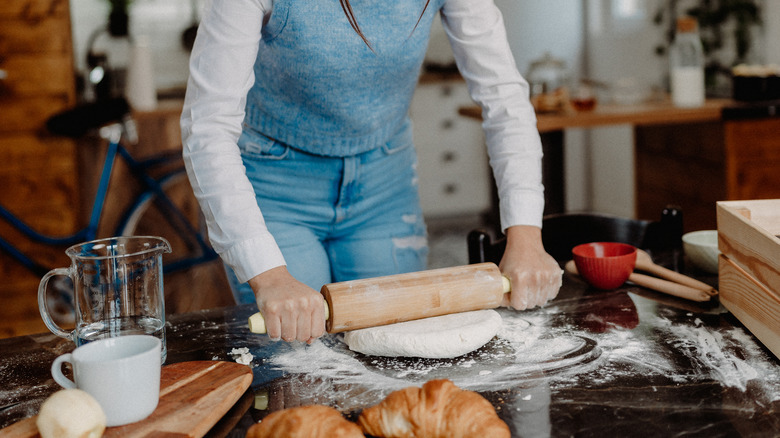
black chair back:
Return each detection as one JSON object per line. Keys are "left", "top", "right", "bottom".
{"left": 468, "top": 206, "right": 683, "bottom": 265}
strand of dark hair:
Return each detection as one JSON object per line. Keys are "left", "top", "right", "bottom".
{"left": 339, "top": 0, "right": 372, "bottom": 49}
{"left": 340, "top": 0, "right": 432, "bottom": 50}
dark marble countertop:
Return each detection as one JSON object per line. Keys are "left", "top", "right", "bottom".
{"left": 1, "top": 269, "right": 779, "bottom": 437}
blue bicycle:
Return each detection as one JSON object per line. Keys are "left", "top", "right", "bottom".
{"left": 0, "top": 98, "right": 230, "bottom": 319}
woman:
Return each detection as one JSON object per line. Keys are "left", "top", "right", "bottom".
{"left": 181, "top": 0, "right": 562, "bottom": 344}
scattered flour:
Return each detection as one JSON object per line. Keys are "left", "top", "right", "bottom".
{"left": 664, "top": 317, "right": 774, "bottom": 392}
{"left": 230, "top": 347, "right": 254, "bottom": 366}
{"left": 266, "top": 296, "right": 780, "bottom": 405}
{"left": 269, "top": 308, "right": 600, "bottom": 396}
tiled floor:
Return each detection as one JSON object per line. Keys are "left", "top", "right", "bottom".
{"left": 426, "top": 215, "right": 494, "bottom": 269}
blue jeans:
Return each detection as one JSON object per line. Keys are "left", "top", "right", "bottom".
{"left": 229, "top": 127, "right": 429, "bottom": 304}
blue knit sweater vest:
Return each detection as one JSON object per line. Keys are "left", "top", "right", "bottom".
{"left": 244, "top": 0, "right": 443, "bottom": 157}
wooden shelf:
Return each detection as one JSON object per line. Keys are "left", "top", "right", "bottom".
{"left": 458, "top": 98, "right": 728, "bottom": 133}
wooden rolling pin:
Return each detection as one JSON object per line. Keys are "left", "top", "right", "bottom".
{"left": 248, "top": 263, "right": 511, "bottom": 334}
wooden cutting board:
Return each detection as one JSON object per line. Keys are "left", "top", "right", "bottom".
{"left": 0, "top": 360, "right": 253, "bottom": 438}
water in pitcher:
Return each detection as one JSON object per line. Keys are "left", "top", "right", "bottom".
{"left": 76, "top": 316, "right": 166, "bottom": 363}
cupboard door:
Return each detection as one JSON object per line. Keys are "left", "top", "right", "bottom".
{"left": 0, "top": 55, "right": 74, "bottom": 96}
{"left": 724, "top": 118, "right": 780, "bottom": 200}
{"left": 0, "top": 13, "right": 71, "bottom": 53}
{"left": 0, "top": 95, "right": 72, "bottom": 132}
{"left": 0, "top": 0, "right": 69, "bottom": 18}
{"left": 0, "top": 0, "right": 77, "bottom": 327}
{"left": 411, "top": 81, "right": 491, "bottom": 217}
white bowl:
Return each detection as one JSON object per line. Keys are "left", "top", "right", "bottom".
{"left": 682, "top": 230, "right": 720, "bottom": 274}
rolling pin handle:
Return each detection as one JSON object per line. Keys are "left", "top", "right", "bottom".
{"left": 247, "top": 300, "right": 330, "bottom": 334}
{"left": 502, "top": 275, "right": 511, "bottom": 293}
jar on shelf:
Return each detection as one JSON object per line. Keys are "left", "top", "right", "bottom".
{"left": 669, "top": 16, "right": 705, "bottom": 107}
{"left": 526, "top": 52, "right": 570, "bottom": 113}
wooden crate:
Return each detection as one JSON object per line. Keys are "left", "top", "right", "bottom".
{"left": 716, "top": 199, "right": 780, "bottom": 358}
{"left": 717, "top": 200, "right": 780, "bottom": 290}
{"left": 719, "top": 255, "right": 780, "bottom": 358}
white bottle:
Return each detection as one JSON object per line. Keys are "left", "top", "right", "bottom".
{"left": 669, "top": 16, "right": 705, "bottom": 107}
{"left": 125, "top": 35, "right": 157, "bottom": 111}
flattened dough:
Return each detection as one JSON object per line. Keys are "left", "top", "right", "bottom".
{"left": 342, "top": 310, "right": 502, "bottom": 358}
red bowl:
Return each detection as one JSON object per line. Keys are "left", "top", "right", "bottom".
{"left": 572, "top": 242, "right": 637, "bottom": 290}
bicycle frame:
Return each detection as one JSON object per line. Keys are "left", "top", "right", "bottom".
{"left": 0, "top": 120, "right": 217, "bottom": 278}
{"left": 112, "top": 142, "right": 217, "bottom": 273}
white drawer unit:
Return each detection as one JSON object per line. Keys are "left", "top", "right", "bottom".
{"left": 410, "top": 80, "right": 492, "bottom": 218}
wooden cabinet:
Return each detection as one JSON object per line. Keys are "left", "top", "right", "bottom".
{"left": 722, "top": 118, "right": 780, "bottom": 200}
{"left": 410, "top": 80, "right": 492, "bottom": 218}
{"left": 0, "top": 0, "right": 78, "bottom": 337}
{"left": 636, "top": 117, "right": 780, "bottom": 232}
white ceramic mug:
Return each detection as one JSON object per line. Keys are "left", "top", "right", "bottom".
{"left": 51, "top": 335, "right": 161, "bottom": 427}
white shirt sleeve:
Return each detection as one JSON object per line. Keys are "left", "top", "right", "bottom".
{"left": 441, "top": 0, "right": 546, "bottom": 230}
{"left": 180, "top": 0, "right": 284, "bottom": 283}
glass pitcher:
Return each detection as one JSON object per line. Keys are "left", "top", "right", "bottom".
{"left": 38, "top": 236, "right": 171, "bottom": 362}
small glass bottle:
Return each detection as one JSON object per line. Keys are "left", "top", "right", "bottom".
{"left": 669, "top": 16, "right": 705, "bottom": 107}
{"left": 125, "top": 35, "right": 158, "bottom": 111}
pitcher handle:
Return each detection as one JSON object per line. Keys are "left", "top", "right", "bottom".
{"left": 38, "top": 267, "right": 74, "bottom": 340}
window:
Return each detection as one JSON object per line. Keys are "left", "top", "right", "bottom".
{"left": 613, "top": 0, "right": 646, "bottom": 21}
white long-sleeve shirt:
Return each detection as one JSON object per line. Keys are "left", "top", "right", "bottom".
{"left": 180, "top": 0, "right": 544, "bottom": 283}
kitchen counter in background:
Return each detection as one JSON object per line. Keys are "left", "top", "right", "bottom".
{"left": 2, "top": 264, "right": 779, "bottom": 437}
{"left": 460, "top": 98, "right": 780, "bottom": 232}
{"left": 458, "top": 98, "right": 728, "bottom": 133}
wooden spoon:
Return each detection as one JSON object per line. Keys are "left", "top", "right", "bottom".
{"left": 634, "top": 249, "right": 717, "bottom": 293}
{"left": 565, "top": 261, "right": 717, "bottom": 302}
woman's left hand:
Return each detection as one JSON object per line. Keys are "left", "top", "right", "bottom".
{"left": 499, "top": 225, "right": 563, "bottom": 310}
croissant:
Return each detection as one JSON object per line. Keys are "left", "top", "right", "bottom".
{"left": 245, "top": 405, "right": 364, "bottom": 438}
{"left": 357, "top": 379, "right": 510, "bottom": 438}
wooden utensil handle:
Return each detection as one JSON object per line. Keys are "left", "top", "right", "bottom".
{"left": 248, "top": 300, "right": 330, "bottom": 334}
{"left": 564, "top": 261, "right": 715, "bottom": 302}
{"left": 247, "top": 263, "right": 510, "bottom": 334}
{"left": 628, "top": 272, "right": 716, "bottom": 302}
{"left": 640, "top": 263, "right": 714, "bottom": 292}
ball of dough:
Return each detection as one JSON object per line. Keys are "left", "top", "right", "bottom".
{"left": 36, "top": 389, "right": 106, "bottom": 438}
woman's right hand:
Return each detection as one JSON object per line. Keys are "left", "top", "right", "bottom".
{"left": 248, "top": 266, "right": 326, "bottom": 344}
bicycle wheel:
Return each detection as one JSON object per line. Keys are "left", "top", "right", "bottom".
{"left": 120, "top": 171, "right": 235, "bottom": 313}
